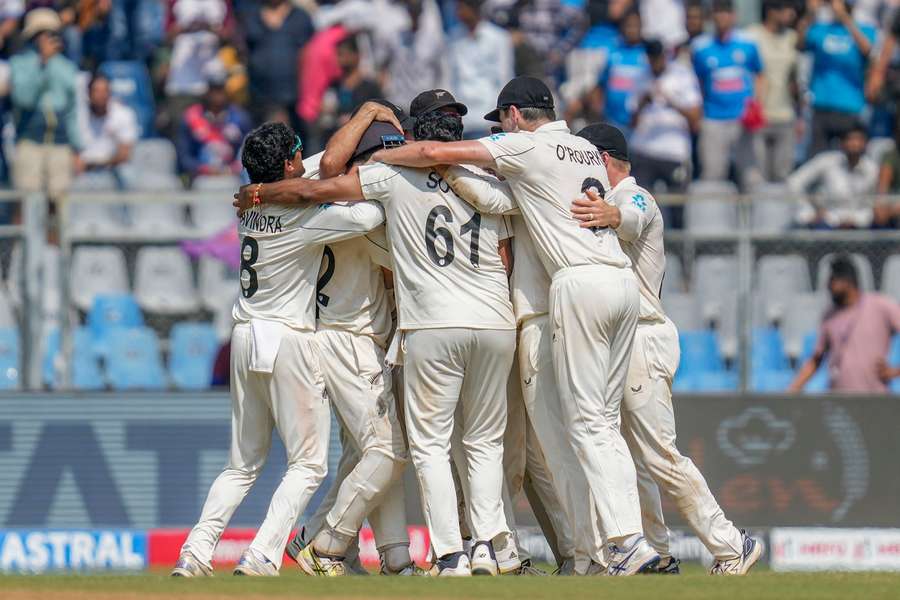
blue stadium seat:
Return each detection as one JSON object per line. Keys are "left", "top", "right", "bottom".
{"left": 73, "top": 327, "right": 105, "bottom": 390}
{"left": 694, "top": 370, "right": 739, "bottom": 392}
{"left": 169, "top": 322, "right": 219, "bottom": 390}
{"left": 889, "top": 334, "right": 900, "bottom": 365}
{"left": 87, "top": 294, "right": 144, "bottom": 356}
{"left": 42, "top": 328, "right": 60, "bottom": 388}
{"left": 106, "top": 327, "right": 166, "bottom": 390}
{"left": 678, "top": 330, "right": 724, "bottom": 374}
{"left": 752, "top": 327, "right": 788, "bottom": 372}
{"left": 0, "top": 328, "right": 20, "bottom": 389}
{"left": 804, "top": 363, "right": 830, "bottom": 393}
{"left": 891, "top": 377, "right": 900, "bottom": 394}
{"left": 800, "top": 331, "right": 819, "bottom": 361}
{"left": 751, "top": 369, "right": 795, "bottom": 392}
{"left": 98, "top": 61, "right": 155, "bottom": 137}
{"left": 672, "top": 371, "right": 695, "bottom": 393}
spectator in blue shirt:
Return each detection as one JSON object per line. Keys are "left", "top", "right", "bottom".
{"left": 597, "top": 9, "right": 649, "bottom": 134}
{"left": 797, "top": 0, "right": 876, "bottom": 157}
{"left": 691, "top": 0, "right": 764, "bottom": 187}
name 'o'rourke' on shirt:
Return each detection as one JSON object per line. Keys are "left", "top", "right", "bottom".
{"left": 357, "top": 163, "right": 515, "bottom": 332}
{"left": 475, "top": 122, "right": 630, "bottom": 275}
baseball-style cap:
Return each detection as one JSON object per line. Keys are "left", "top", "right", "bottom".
{"left": 409, "top": 89, "right": 468, "bottom": 119}
{"left": 351, "top": 121, "right": 406, "bottom": 163}
{"left": 484, "top": 76, "right": 554, "bottom": 122}
{"left": 576, "top": 123, "right": 629, "bottom": 161}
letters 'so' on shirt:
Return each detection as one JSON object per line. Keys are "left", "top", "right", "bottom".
{"left": 358, "top": 162, "right": 515, "bottom": 332}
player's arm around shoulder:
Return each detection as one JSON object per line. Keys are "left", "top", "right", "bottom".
{"left": 235, "top": 168, "right": 369, "bottom": 214}
{"left": 371, "top": 138, "right": 499, "bottom": 170}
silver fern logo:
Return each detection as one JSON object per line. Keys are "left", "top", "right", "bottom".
{"left": 717, "top": 407, "right": 796, "bottom": 466}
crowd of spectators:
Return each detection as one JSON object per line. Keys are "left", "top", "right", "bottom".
{"left": 1, "top": 0, "right": 900, "bottom": 229}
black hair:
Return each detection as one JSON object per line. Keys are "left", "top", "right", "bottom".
{"left": 413, "top": 110, "right": 464, "bottom": 142}
{"left": 830, "top": 255, "right": 859, "bottom": 287}
{"left": 519, "top": 106, "right": 557, "bottom": 122}
{"left": 761, "top": 0, "right": 787, "bottom": 20}
{"left": 241, "top": 122, "right": 297, "bottom": 184}
{"left": 844, "top": 122, "right": 868, "bottom": 139}
{"left": 338, "top": 35, "right": 359, "bottom": 54}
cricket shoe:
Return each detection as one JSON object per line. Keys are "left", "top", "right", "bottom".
{"left": 512, "top": 559, "right": 548, "bottom": 576}
{"left": 295, "top": 545, "right": 346, "bottom": 577}
{"left": 470, "top": 541, "right": 499, "bottom": 576}
{"left": 285, "top": 526, "right": 309, "bottom": 565}
{"left": 656, "top": 556, "right": 681, "bottom": 574}
{"left": 346, "top": 554, "right": 370, "bottom": 576}
{"left": 171, "top": 551, "right": 212, "bottom": 577}
{"left": 381, "top": 561, "right": 427, "bottom": 576}
{"left": 710, "top": 531, "right": 764, "bottom": 576}
{"left": 233, "top": 549, "right": 278, "bottom": 576}
{"left": 553, "top": 558, "right": 576, "bottom": 576}
{"left": 580, "top": 560, "right": 606, "bottom": 576}
{"left": 606, "top": 536, "right": 660, "bottom": 576}
{"left": 495, "top": 538, "right": 522, "bottom": 574}
{"left": 428, "top": 552, "right": 472, "bottom": 577}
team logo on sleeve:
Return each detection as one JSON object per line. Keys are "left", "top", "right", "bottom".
{"left": 489, "top": 132, "right": 507, "bottom": 141}
{"left": 631, "top": 194, "right": 648, "bottom": 212}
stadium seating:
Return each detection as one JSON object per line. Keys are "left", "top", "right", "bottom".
{"left": 751, "top": 369, "right": 795, "bottom": 392}
{"left": 169, "top": 322, "right": 220, "bottom": 389}
{"left": 662, "top": 292, "right": 701, "bottom": 332}
{"left": 105, "top": 327, "right": 167, "bottom": 390}
{"left": 133, "top": 247, "right": 199, "bottom": 314}
{"left": 129, "top": 170, "right": 183, "bottom": 192}
{"left": 678, "top": 330, "right": 724, "bottom": 374}
{"left": 684, "top": 181, "right": 739, "bottom": 233}
{"left": 193, "top": 175, "right": 242, "bottom": 192}
{"left": 99, "top": 61, "right": 156, "bottom": 138}
{"left": 191, "top": 199, "right": 237, "bottom": 235}
{"left": 69, "top": 171, "right": 119, "bottom": 192}
{"left": 752, "top": 327, "right": 789, "bottom": 372}
{"left": 129, "top": 139, "right": 178, "bottom": 176}
{"left": 782, "top": 293, "right": 828, "bottom": 359}
{"left": 86, "top": 294, "right": 144, "bottom": 357}
{"left": 881, "top": 255, "right": 900, "bottom": 301}
{"left": 42, "top": 327, "right": 105, "bottom": 390}
{"left": 199, "top": 256, "right": 237, "bottom": 311}
{"left": 0, "top": 327, "right": 20, "bottom": 390}
{"left": 756, "top": 254, "right": 812, "bottom": 324}
{"left": 693, "top": 255, "right": 738, "bottom": 325}
{"left": 129, "top": 202, "right": 191, "bottom": 236}
{"left": 816, "top": 253, "right": 875, "bottom": 291}
{"left": 0, "top": 285, "right": 15, "bottom": 327}
{"left": 67, "top": 201, "right": 128, "bottom": 237}
{"left": 750, "top": 183, "right": 795, "bottom": 232}
{"left": 70, "top": 246, "right": 130, "bottom": 311}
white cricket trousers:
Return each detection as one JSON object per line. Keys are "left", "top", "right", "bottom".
{"left": 549, "top": 264, "right": 642, "bottom": 542}
{"left": 311, "top": 329, "right": 408, "bottom": 555}
{"left": 622, "top": 318, "right": 744, "bottom": 560}
{"left": 403, "top": 327, "right": 516, "bottom": 558}
{"left": 182, "top": 324, "right": 330, "bottom": 569}
{"left": 518, "top": 314, "right": 606, "bottom": 568}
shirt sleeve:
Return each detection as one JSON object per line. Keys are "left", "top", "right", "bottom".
{"left": 612, "top": 190, "right": 654, "bottom": 243}
{"left": 748, "top": 41, "right": 763, "bottom": 74}
{"left": 498, "top": 215, "right": 514, "bottom": 241}
{"left": 364, "top": 226, "right": 392, "bottom": 269}
{"left": 115, "top": 105, "right": 140, "bottom": 145}
{"left": 805, "top": 24, "right": 823, "bottom": 51}
{"left": 358, "top": 163, "right": 402, "bottom": 204}
{"left": 477, "top": 132, "right": 537, "bottom": 178}
{"left": 443, "top": 165, "right": 520, "bottom": 214}
{"left": 298, "top": 201, "right": 385, "bottom": 245}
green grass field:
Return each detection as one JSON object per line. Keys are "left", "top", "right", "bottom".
{"left": 3, "top": 566, "right": 900, "bottom": 600}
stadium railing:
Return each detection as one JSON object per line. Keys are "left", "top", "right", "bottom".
{"left": 2, "top": 189, "right": 898, "bottom": 393}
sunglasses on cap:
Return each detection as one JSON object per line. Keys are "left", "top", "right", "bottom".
{"left": 290, "top": 135, "right": 303, "bottom": 156}
{"left": 381, "top": 134, "right": 405, "bottom": 149}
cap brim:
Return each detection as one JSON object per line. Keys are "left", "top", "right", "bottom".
{"left": 484, "top": 108, "right": 501, "bottom": 123}
{"left": 400, "top": 115, "right": 416, "bottom": 131}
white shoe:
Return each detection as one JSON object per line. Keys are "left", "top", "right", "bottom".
{"left": 233, "top": 549, "right": 279, "bottom": 576}
{"left": 607, "top": 536, "right": 660, "bottom": 576}
{"left": 171, "top": 551, "right": 212, "bottom": 577}
{"left": 494, "top": 538, "right": 522, "bottom": 574}
{"left": 428, "top": 552, "right": 472, "bottom": 577}
{"left": 710, "top": 531, "right": 764, "bottom": 576}
{"left": 470, "top": 541, "right": 499, "bottom": 576}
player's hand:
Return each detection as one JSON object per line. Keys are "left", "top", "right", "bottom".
{"left": 571, "top": 189, "right": 621, "bottom": 229}
{"left": 831, "top": 0, "right": 850, "bottom": 21}
{"left": 362, "top": 101, "right": 403, "bottom": 133}
{"left": 876, "top": 359, "right": 899, "bottom": 382}
{"left": 233, "top": 184, "right": 257, "bottom": 216}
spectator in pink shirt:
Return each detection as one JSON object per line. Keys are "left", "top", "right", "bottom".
{"left": 789, "top": 256, "right": 900, "bottom": 394}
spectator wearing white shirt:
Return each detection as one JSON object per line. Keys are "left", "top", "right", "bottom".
{"left": 381, "top": 0, "right": 446, "bottom": 106}
{"left": 629, "top": 39, "right": 701, "bottom": 228}
{"left": 447, "top": 0, "right": 514, "bottom": 138}
{"left": 76, "top": 73, "right": 139, "bottom": 180}
{"left": 788, "top": 124, "right": 879, "bottom": 229}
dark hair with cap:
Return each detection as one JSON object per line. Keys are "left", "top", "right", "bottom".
{"left": 576, "top": 123, "right": 630, "bottom": 162}
{"left": 844, "top": 121, "right": 868, "bottom": 139}
{"left": 645, "top": 39, "right": 665, "bottom": 58}
{"left": 485, "top": 76, "right": 555, "bottom": 122}
{"left": 349, "top": 121, "right": 406, "bottom": 165}
{"left": 413, "top": 110, "right": 464, "bottom": 142}
{"left": 830, "top": 255, "right": 859, "bottom": 287}
{"left": 242, "top": 122, "right": 298, "bottom": 184}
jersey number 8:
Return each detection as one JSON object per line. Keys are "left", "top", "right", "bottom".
{"left": 240, "top": 236, "right": 259, "bottom": 298}
{"left": 424, "top": 205, "right": 481, "bottom": 268}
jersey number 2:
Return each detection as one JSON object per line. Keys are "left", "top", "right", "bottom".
{"left": 240, "top": 236, "right": 259, "bottom": 298}
{"left": 424, "top": 206, "right": 481, "bottom": 268}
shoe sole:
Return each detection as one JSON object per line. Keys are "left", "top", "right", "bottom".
{"left": 170, "top": 569, "right": 193, "bottom": 577}
{"left": 295, "top": 554, "right": 319, "bottom": 577}
{"left": 636, "top": 555, "right": 661, "bottom": 574}
{"left": 738, "top": 539, "right": 764, "bottom": 575}
{"left": 498, "top": 560, "right": 522, "bottom": 575}
{"left": 472, "top": 567, "right": 498, "bottom": 576}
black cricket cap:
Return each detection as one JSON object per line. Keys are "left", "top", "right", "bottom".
{"left": 576, "top": 123, "right": 629, "bottom": 162}
{"left": 409, "top": 89, "right": 468, "bottom": 120}
{"left": 484, "top": 76, "right": 554, "bottom": 122}
{"left": 351, "top": 121, "right": 406, "bottom": 163}
{"left": 645, "top": 38, "right": 665, "bottom": 58}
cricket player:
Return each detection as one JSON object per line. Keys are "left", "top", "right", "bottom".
{"left": 171, "top": 123, "right": 386, "bottom": 577}
{"left": 286, "top": 115, "right": 418, "bottom": 577}
{"left": 436, "top": 165, "right": 608, "bottom": 575}
{"left": 368, "top": 76, "right": 659, "bottom": 575}
{"left": 571, "top": 123, "right": 763, "bottom": 576}
{"left": 235, "top": 97, "right": 517, "bottom": 577}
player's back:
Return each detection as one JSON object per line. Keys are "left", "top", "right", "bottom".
{"left": 358, "top": 163, "right": 515, "bottom": 331}
{"left": 480, "top": 122, "right": 630, "bottom": 275}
